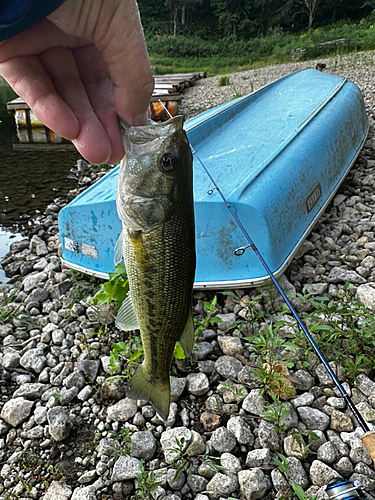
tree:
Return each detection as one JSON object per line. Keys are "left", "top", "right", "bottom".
{"left": 284, "top": 0, "right": 322, "bottom": 29}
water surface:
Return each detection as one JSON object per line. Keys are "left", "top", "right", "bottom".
{"left": 0, "top": 81, "right": 81, "bottom": 283}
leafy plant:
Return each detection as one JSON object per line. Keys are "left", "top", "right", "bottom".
{"left": 107, "top": 332, "right": 144, "bottom": 379}
{"left": 135, "top": 460, "right": 163, "bottom": 499}
{"left": 244, "top": 322, "right": 296, "bottom": 398}
{"left": 194, "top": 295, "right": 222, "bottom": 338}
{"left": 108, "top": 427, "right": 132, "bottom": 459}
{"left": 91, "top": 263, "right": 129, "bottom": 310}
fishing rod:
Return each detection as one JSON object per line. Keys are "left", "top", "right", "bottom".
{"left": 190, "top": 143, "right": 375, "bottom": 462}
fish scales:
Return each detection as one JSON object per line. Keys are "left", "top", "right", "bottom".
{"left": 116, "top": 115, "right": 196, "bottom": 419}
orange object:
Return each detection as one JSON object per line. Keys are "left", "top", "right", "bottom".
{"left": 148, "top": 101, "right": 178, "bottom": 122}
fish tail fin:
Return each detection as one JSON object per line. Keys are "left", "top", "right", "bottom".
{"left": 127, "top": 363, "right": 170, "bottom": 420}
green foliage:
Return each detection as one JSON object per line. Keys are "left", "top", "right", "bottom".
{"left": 107, "top": 427, "right": 132, "bottom": 459}
{"left": 283, "top": 283, "right": 375, "bottom": 381}
{"left": 194, "top": 295, "right": 222, "bottom": 338}
{"left": 218, "top": 75, "right": 230, "bottom": 86}
{"left": 135, "top": 460, "right": 163, "bottom": 499}
{"left": 243, "top": 322, "right": 296, "bottom": 397}
{"left": 0, "top": 289, "right": 19, "bottom": 324}
{"left": 107, "top": 333, "right": 144, "bottom": 379}
{"left": 91, "top": 263, "right": 129, "bottom": 310}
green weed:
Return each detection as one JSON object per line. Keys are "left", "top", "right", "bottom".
{"left": 91, "top": 262, "right": 129, "bottom": 310}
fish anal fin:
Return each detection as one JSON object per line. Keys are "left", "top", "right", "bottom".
{"left": 127, "top": 363, "right": 170, "bottom": 420}
{"left": 115, "top": 292, "right": 139, "bottom": 331}
{"left": 178, "top": 313, "right": 195, "bottom": 357}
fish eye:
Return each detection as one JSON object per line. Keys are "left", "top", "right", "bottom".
{"left": 159, "top": 153, "right": 174, "bottom": 172}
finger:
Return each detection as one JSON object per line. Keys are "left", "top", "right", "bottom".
{"left": 40, "top": 46, "right": 113, "bottom": 164}
{"left": 0, "top": 55, "right": 80, "bottom": 140}
{"left": 73, "top": 45, "right": 124, "bottom": 163}
{"left": 93, "top": 0, "right": 154, "bottom": 126}
{"left": 0, "top": 19, "right": 85, "bottom": 61}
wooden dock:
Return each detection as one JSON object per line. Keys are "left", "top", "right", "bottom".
{"left": 6, "top": 71, "right": 206, "bottom": 149}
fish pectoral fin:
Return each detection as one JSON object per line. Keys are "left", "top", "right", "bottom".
{"left": 114, "top": 231, "right": 124, "bottom": 266}
{"left": 115, "top": 292, "right": 140, "bottom": 331}
{"left": 127, "top": 363, "right": 170, "bottom": 421}
{"left": 178, "top": 312, "right": 195, "bottom": 357}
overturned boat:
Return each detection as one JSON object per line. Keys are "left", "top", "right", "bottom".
{"left": 58, "top": 69, "right": 369, "bottom": 289}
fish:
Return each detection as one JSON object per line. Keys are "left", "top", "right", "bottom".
{"left": 114, "top": 115, "right": 196, "bottom": 420}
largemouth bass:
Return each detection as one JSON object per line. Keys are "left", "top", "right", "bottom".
{"left": 115, "top": 115, "right": 196, "bottom": 420}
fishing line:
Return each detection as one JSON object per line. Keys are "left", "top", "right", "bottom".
{"left": 190, "top": 143, "right": 370, "bottom": 433}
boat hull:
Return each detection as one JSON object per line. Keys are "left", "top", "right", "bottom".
{"left": 58, "top": 69, "right": 369, "bottom": 288}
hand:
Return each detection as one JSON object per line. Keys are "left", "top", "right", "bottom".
{"left": 0, "top": 0, "right": 154, "bottom": 164}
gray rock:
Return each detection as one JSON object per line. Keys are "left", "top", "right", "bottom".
{"left": 13, "top": 383, "right": 45, "bottom": 400}
{"left": 112, "top": 455, "right": 141, "bottom": 481}
{"left": 297, "top": 407, "right": 330, "bottom": 430}
{"left": 107, "top": 398, "right": 137, "bottom": 422}
{"left": 217, "top": 336, "right": 243, "bottom": 356}
{"left": 76, "top": 360, "right": 100, "bottom": 381}
{"left": 22, "top": 272, "right": 48, "bottom": 292}
{"left": 327, "top": 267, "right": 366, "bottom": 284}
{"left": 271, "top": 469, "right": 289, "bottom": 493}
{"left": 47, "top": 407, "right": 73, "bottom": 441}
{"left": 59, "top": 386, "right": 79, "bottom": 405}
{"left": 167, "top": 469, "right": 185, "bottom": 490}
{"left": 286, "top": 457, "right": 309, "bottom": 489}
{"left": 356, "top": 373, "right": 375, "bottom": 397}
{"left": 317, "top": 441, "right": 339, "bottom": 464}
{"left": 357, "top": 402, "right": 375, "bottom": 423}
{"left": 50, "top": 280, "right": 72, "bottom": 299}
{"left": 131, "top": 430, "right": 156, "bottom": 460}
{"left": 43, "top": 481, "right": 72, "bottom": 500}
{"left": 63, "top": 370, "right": 86, "bottom": 389}
{"left": 246, "top": 448, "right": 274, "bottom": 468}
{"left": 349, "top": 473, "right": 375, "bottom": 492}
{"left": 206, "top": 472, "right": 238, "bottom": 497}
{"left": 34, "top": 405, "right": 48, "bottom": 425}
{"left": 291, "top": 392, "right": 315, "bottom": 408}
{"left": 238, "top": 469, "right": 269, "bottom": 500}
{"left": 160, "top": 427, "right": 191, "bottom": 463}
{"left": 77, "top": 385, "right": 94, "bottom": 401}
{"left": 193, "top": 342, "right": 213, "bottom": 360}
{"left": 357, "top": 284, "right": 375, "bottom": 311}
{"left": 186, "top": 372, "right": 210, "bottom": 396}
{"left": 227, "top": 416, "right": 254, "bottom": 445}
{"left": 258, "top": 419, "right": 280, "bottom": 451}
{"left": 316, "top": 362, "right": 343, "bottom": 386}
{"left": 309, "top": 460, "right": 338, "bottom": 486}
{"left": 71, "top": 486, "right": 96, "bottom": 500}
{"left": 220, "top": 452, "right": 242, "bottom": 473}
{"left": 237, "top": 365, "right": 259, "bottom": 388}
{"left": 242, "top": 388, "right": 266, "bottom": 416}
{"left": 216, "top": 313, "right": 237, "bottom": 331}
{"left": 349, "top": 437, "right": 372, "bottom": 465}
{"left": 210, "top": 426, "right": 236, "bottom": 453}
{"left": 214, "top": 355, "right": 243, "bottom": 380}
{"left": 170, "top": 376, "right": 186, "bottom": 401}
{"left": 186, "top": 429, "right": 206, "bottom": 456}
{"left": 1, "top": 350, "right": 21, "bottom": 369}
{"left": 19, "top": 348, "right": 46, "bottom": 374}
{"left": 78, "top": 470, "right": 96, "bottom": 484}
{"left": 100, "top": 377, "right": 126, "bottom": 400}
{"left": 189, "top": 474, "right": 208, "bottom": 492}
{"left": 334, "top": 457, "right": 354, "bottom": 477}
{"left": 1, "top": 397, "right": 34, "bottom": 427}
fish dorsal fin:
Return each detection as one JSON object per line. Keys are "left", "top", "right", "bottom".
{"left": 114, "top": 231, "right": 123, "bottom": 266}
{"left": 115, "top": 292, "right": 139, "bottom": 331}
{"left": 178, "top": 312, "right": 195, "bottom": 357}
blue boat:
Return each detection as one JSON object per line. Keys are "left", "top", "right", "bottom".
{"left": 58, "top": 69, "right": 368, "bottom": 289}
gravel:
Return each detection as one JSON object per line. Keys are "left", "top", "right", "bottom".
{"left": 1, "top": 51, "right": 375, "bottom": 499}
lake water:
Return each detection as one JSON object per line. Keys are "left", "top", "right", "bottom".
{"left": 0, "top": 81, "right": 81, "bottom": 283}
